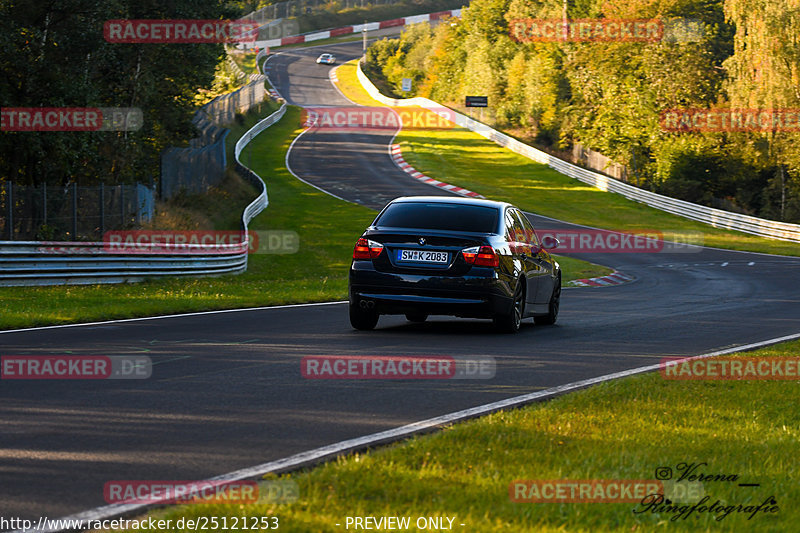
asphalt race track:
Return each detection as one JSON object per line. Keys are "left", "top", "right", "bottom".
{"left": 273, "top": 42, "right": 453, "bottom": 209}
{"left": 2, "top": 41, "right": 800, "bottom": 523}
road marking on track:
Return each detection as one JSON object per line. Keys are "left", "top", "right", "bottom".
{"left": 0, "top": 301, "right": 348, "bottom": 335}
{"left": 566, "top": 271, "right": 634, "bottom": 288}
{"left": 27, "top": 330, "right": 800, "bottom": 533}
{"left": 150, "top": 356, "right": 192, "bottom": 366}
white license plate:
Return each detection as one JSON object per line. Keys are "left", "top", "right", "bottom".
{"left": 397, "top": 249, "right": 449, "bottom": 264}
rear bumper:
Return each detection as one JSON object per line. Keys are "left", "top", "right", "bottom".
{"left": 349, "top": 266, "right": 514, "bottom": 318}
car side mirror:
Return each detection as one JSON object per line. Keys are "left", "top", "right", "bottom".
{"left": 541, "top": 236, "right": 559, "bottom": 249}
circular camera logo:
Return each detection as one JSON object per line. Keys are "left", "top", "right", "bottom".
{"left": 655, "top": 467, "right": 673, "bottom": 480}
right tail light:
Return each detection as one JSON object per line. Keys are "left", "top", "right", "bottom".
{"left": 462, "top": 245, "right": 499, "bottom": 267}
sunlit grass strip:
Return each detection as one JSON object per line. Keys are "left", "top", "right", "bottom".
{"left": 556, "top": 255, "right": 613, "bottom": 281}
{"left": 227, "top": 50, "right": 258, "bottom": 76}
{"left": 335, "top": 60, "right": 800, "bottom": 257}
{"left": 114, "top": 339, "right": 800, "bottom": 532}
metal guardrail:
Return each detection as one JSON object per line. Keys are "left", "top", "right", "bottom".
{"left": 356, "top": 62, "right": 800, "bottom": 244}
{"left": 237, "top": 103, "right": 287, "bottom": 230}
{"left": 0, "top": 103, "right": 287, "bottom": 287}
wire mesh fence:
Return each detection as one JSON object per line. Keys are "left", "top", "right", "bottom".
{"left": 3, "top": 77, "right": 268, "bottom": 241}
{"left": 159, "top": 78, "right": 267, "bottom": 200}
{"left": 0, "top": 182, "right": 154, "bottom": 241}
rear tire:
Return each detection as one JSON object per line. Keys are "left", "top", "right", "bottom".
{"left": 535, "top": 275, "right": 561, "bottom": 326}
{"left": 350, "top": 303, "right": 378, "bottom": 330}
{"left": 405, "top": 313, "right": 428, "bottom": 323}
{"left": 494, "top": 280, "right": 524, "bottom": 333}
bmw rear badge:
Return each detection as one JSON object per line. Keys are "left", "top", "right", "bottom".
{"left": 418, "top": 237, "right": 426, "bottom": 246}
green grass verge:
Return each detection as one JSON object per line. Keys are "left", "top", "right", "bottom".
{"left": 0, "top": 105, "right": 608, "bottom": 330}
{"left": 0, "top": 107, "right": 374, "bottom": 330}
{"left": 224, "top": 99, "right": 282, "bottom": 165}
{"left": 557, "top": 255, "right": 613, "bottom": 281}
{"left": 115, "top": 339, "right": 800, "bottom": 532}
{"left": 334, "top": 60, "right": 800, "bottom": 257}
{"left": 335, "top": 62, "right": 382, "bottom": 106}
{"left": 227, "top": 50, "right": 259, "bottom": 76}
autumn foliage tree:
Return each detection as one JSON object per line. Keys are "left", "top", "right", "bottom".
{"left": 0, "top": 0, "right": 238, "bottom": 187}
{"left": 367, "top": 0, "right": 800, "bottom": 221}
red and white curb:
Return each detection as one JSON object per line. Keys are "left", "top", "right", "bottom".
{"left": 566, "top": 270, "right": 635, "bottom": 288}
{"left": 329, "top": 69, "right": 339, "bottom": 83}
{"left": 254, "top": 9, "right": 461, "bottom": 49}
{"left": 390, "top": 144, "right": 484, "bottom": 199}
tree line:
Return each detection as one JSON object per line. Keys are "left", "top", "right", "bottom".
{"left": 0, "top": 0, "right": 242, "bottom": 188}
{"left": 366, "top": 0, "right": 800, "bottom": 222}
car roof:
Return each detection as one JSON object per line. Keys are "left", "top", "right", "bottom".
{"left": 387, "top": 196, "right": 513, "bottom": 211}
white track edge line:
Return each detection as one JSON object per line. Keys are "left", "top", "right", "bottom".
{"left": 0, "top": 301, "right": 348, "bottom": 335}
{"left": 24, "top": 330, "right": 800, "bottom": 533}
{"left": 268, "top": 53, "right": 351, "bottom": 204}
{"left": 284, "top": 125, "right": 351, "bottom": 203}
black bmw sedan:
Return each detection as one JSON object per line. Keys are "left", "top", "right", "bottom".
{"left": 348, "top": 196, "right": 561, "bottom": 333}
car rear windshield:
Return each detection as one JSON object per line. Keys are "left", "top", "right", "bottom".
{"left": 374, "top": 202, "right": 499, "bottom": 233}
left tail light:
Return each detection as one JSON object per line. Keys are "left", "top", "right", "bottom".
{"left": 353, "top": 237, "right": 384, "bottom": 260}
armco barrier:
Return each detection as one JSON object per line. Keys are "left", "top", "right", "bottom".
{"left": 0, "top": 103, "right": 286, "bottom": 287}
{"left": 253, "top": 8, "right": 461, "bottom": 49}
{"left": 236, "top": 103, "right": 287, "bottom": 230}
{"left": 355, "top": 62, "right": 800, "bottom": 243}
